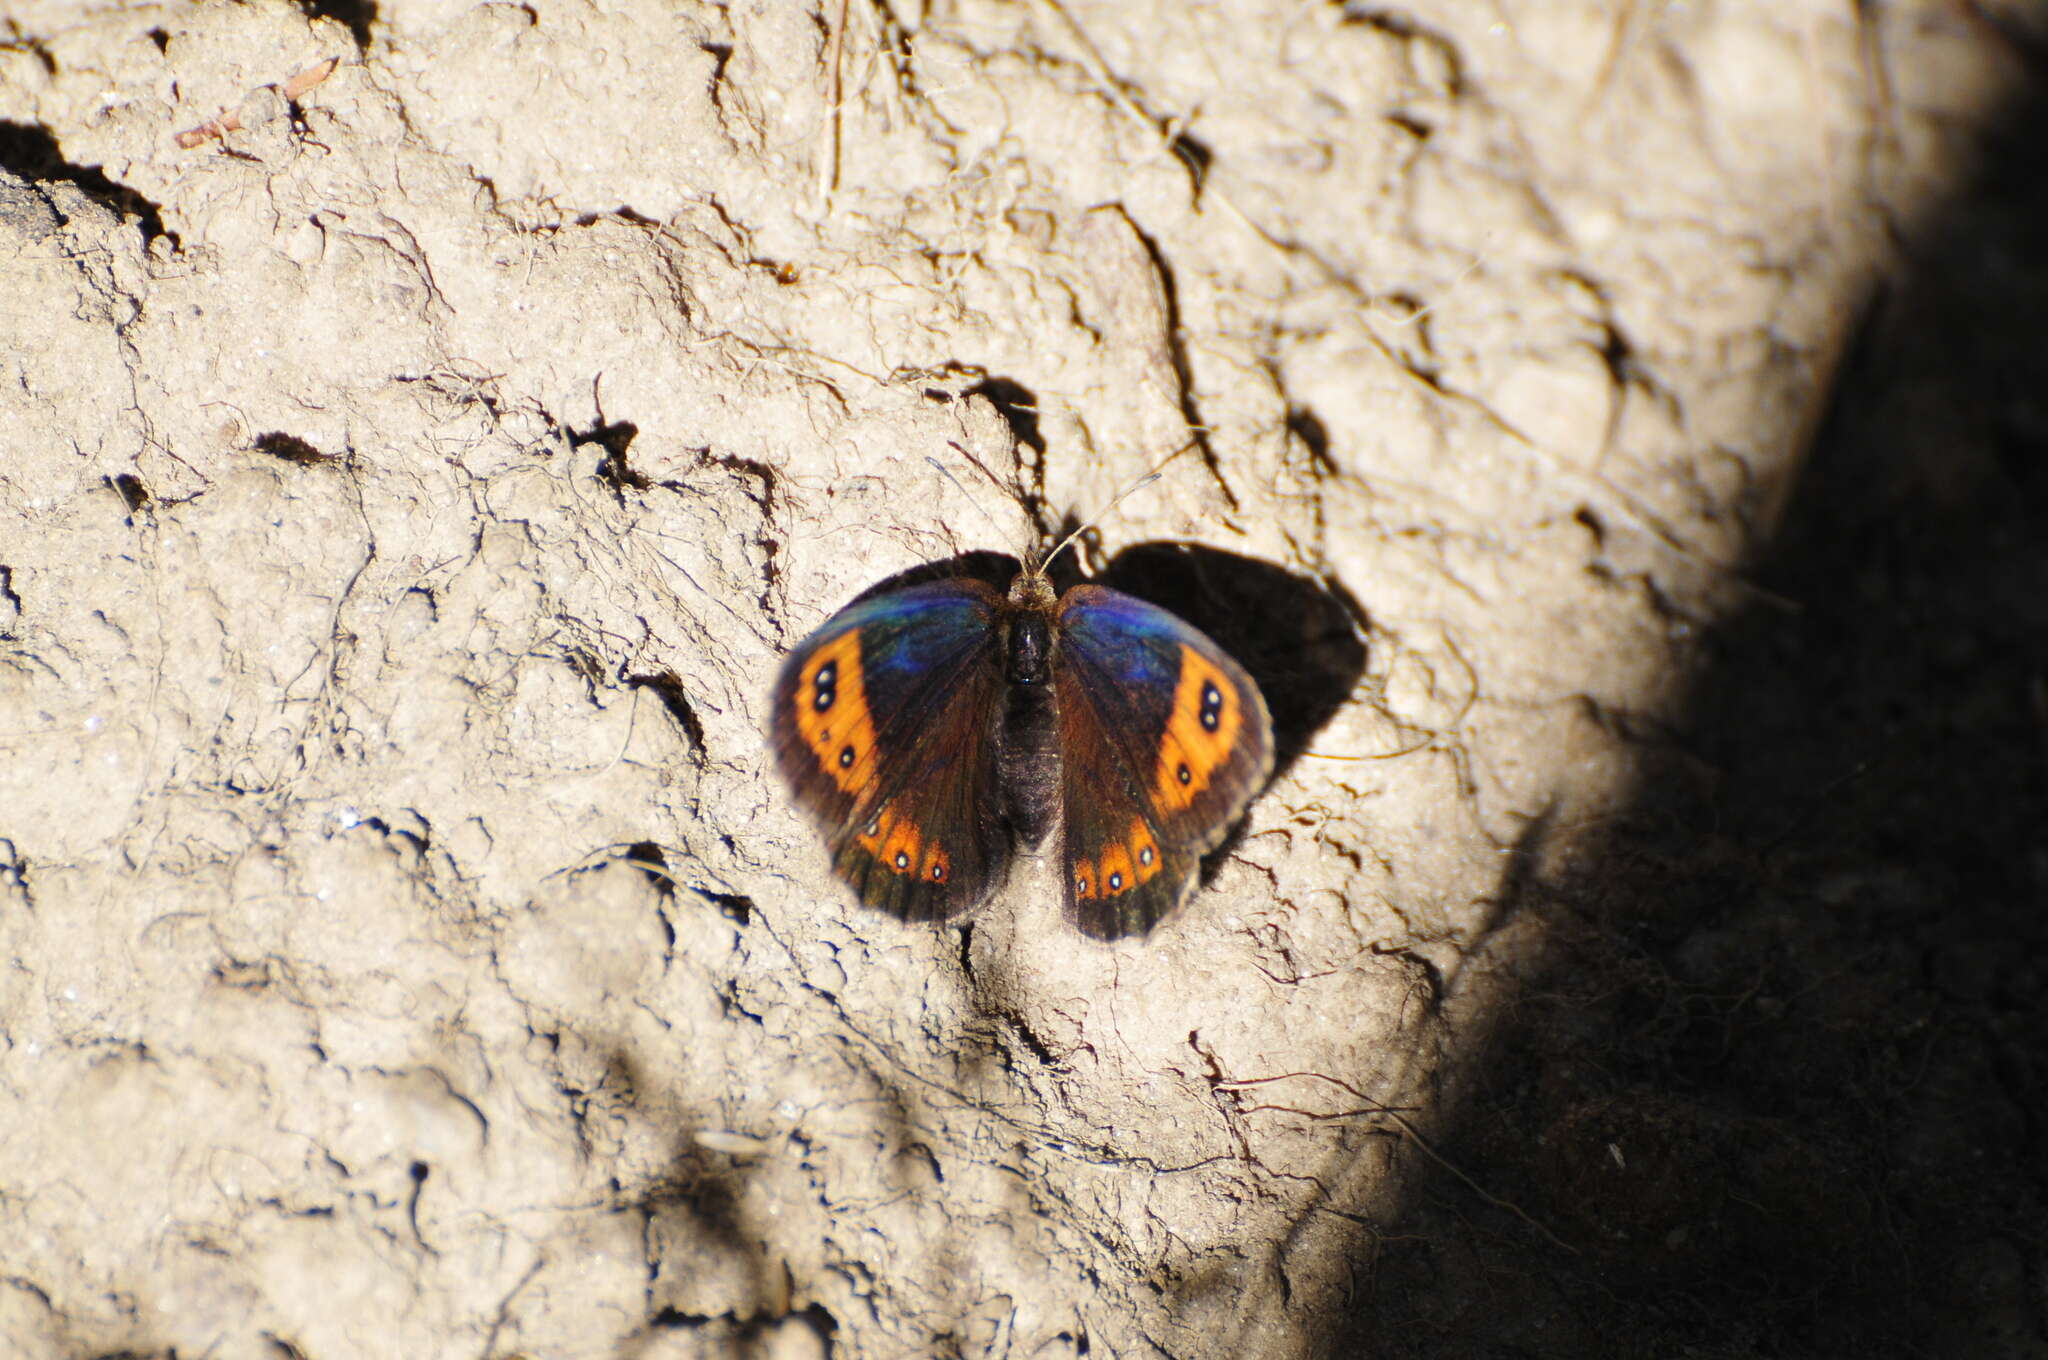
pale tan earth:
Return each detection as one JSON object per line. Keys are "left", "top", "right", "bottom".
{"left": 0, "top": 2, "right": 2033, "bottom": 1358}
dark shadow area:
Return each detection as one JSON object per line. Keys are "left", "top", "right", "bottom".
{"left": 253, "top": 431, "right": 334, "bottom": 465}
{"left": 107, "top": 471, "right": 152, "bottom": 517}
{"left": 296, "top": 0, "right": 376, "bottom": 52}
{"left": 1333, "top": 68, "right": 2048, "bottom": 1360}
{"left": 636, "top": 1303, "right": 837, "bottom": 1357}
{"left": 576, "top": 415, "right": 646, "bottom": 491}
{"left": 1169, "top": 130, "right": 1213, "bottom": 199}
{"left": 963, "top": 375, "right": 1046, "bottom": 456}
{"left": 574, "top": 204, "right": 661, "bottom": 229}
{"left": 610, "top": 1066, "right": 795, "bottom": 1343}
{"left": 627, "top": 668, "right": 707, "bottom": 754}
{"left": 1098, "top": 542, "right": 1366, "bottom": 776}
{"left": 618, "top": 840, "right": 676, "bottom": 902}
{"left": 0, "top": 120, "right": 173, "bottom": 247}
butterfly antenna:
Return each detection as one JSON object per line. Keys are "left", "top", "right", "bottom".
{"left": 1039, "top": 443, "right": 1193, "bottom": 572}
{"left": 925, "top": 451, "right": 1014, "bottom": 548}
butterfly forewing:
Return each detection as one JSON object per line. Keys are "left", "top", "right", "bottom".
{"left": 771, "top": 579, "right": 1011, "bottom": 921}
{"left": 1052, "top": 585, "right": 1273, "bottom": 937}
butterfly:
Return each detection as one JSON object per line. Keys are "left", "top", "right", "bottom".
{"left": 769, "top": 546, "right": 1272, "bottom": 938}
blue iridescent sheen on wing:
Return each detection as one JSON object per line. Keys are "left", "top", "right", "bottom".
{"left": 1056, "top": 586, "right": 1187, "bottom": 702}
{"left": 819, "top": 579, "right": 997, "bottom": 695}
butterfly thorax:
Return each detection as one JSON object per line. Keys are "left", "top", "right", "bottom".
{"left": 1005, "top": 565, "right": 1057, "bottom": 610}
{"left": 1003, "top": 567, "right": 1059, "bottom": 686}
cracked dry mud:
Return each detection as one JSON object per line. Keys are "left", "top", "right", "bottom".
{"left": 2, "top": 3, "right": 2043, "bottom": 1358}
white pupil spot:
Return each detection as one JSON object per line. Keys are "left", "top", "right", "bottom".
{"left": 894, "top": 851, "right": 910, "bottom": 868}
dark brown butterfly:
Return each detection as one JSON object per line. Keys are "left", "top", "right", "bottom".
{"left": 769, "top": 554, "right": 1271, "bottom": 938}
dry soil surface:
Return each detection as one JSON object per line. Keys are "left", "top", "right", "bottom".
{"left": 2, "top": 3, "right": 2044, "bottom": 1358}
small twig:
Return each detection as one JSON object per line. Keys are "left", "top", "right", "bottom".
{"left": 817, "top": 0, "right": 849, "bottom": 206}
{"left": 176, "top": 55, "right": 338, "bottom": 148}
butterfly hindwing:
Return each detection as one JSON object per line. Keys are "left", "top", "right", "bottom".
{"left": 771, "top": 579, "right": 1011, "bottom": 921}
{"left": 1052, "top": 584, "right": 1273, "bottom": 937}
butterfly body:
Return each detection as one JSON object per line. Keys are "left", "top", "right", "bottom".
{"left": 770, "top": 561, "right": 1271, "bottom": 938}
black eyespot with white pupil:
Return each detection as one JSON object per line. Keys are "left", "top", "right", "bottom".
{"left": 1139, "top": 846, "right": 1154, "bottom": 865}
{"left": 930, "top": 863, "right": 945, "bottom": 881}
{"left": 1108, "top": 872, "right": 1123, "bottom": 891}
{"left": 812, "top": 659, "right": 837, "bottom": 711}
{"left": 1177, "top": 762, "right": 1192, "bottom": 785}
{"left": 1199, "top": 680, "right": 1224, "bottom": 731}
{"left": 894, "top": 850, "right": 910, "bottom": 869}
{"left": 838, "top": 744, "right": 855, "bottom": 768}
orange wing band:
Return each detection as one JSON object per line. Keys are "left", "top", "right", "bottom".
{"left": 795, "top": 631, "right": 880, "bottom": 796}
{"left": 1150, "top": 646, "right": 1244, "bottom": 812}
{"left": 1073, "top": 818, "right": 1164, "bottom": 901}
{"left": 855, "top": 804, "right": 943, "bottom": 880}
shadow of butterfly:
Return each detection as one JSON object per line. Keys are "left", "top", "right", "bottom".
{"left": 769, "top": 551, "right": 1273, "bottom": 938}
